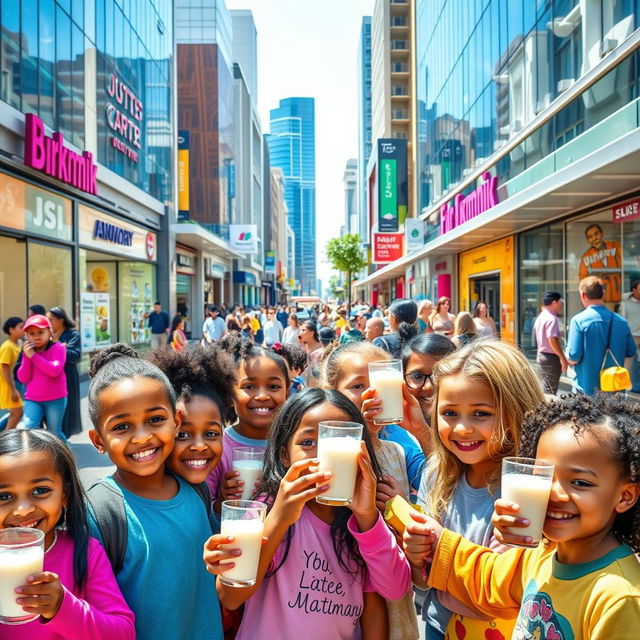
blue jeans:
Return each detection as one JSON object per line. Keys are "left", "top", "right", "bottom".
{"left": 23, "top": 398, "right": 68, "bottom": 441}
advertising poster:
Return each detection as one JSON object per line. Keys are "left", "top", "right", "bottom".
{"left": 119, "top": 262, "right": 155, "bottom": 345}
{"left": 80, "top": 293, "right": 111, "bottom": 350}
{"left": 373, "top": 233, "right": 404, "bottom": 264}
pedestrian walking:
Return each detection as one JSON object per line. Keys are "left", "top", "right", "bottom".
{"left": 282, "top": 313, "right": 300, "bottom": 344}
{"left": 0, "top": 316, "right": 24, "bottom": 429}
{"left": 451, "top": 311, "right": 477, "bottom": 348}
{"left": 48, "top": 306, "right": 82, "bottom": 438}
{"left": 145, "top": 301, "right": 170, "bottom": 349}
{"left": 169, "top": 315, "right": 187, "bottom": 350}
{"left": 566, "top": 276, "right": 636, "bottom": 394}
{"left": 373, "top": 298, "right": 418, "bottom": 358}
{"left": 202, "top": 305, "right": 227, "bottom": 344}
{"left": 472, "top": 300, "right": 497, "bottom": 337}
{"left": 364, "top": 316, "right": 384, "bottom": 342}
{"left": 532, "top": 291, "right": 568, "bottom": 394}
{"left": 429, "top": 297, "right": 455, "bottom": 336}
{"left": 262, "top": 307, "right": 283, "bottom": 346}
{"left": 417, "top": 299, "right": 433, "bottom": 333}
{"left": 621, "top": 278, "right": 640, "bottom": 392}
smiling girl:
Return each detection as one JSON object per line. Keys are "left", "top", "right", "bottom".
{"left": 85, "top": 344, "right": 222, "bottom": 640}
{"left": 0, "top": 429, "right": 134, "bottom": 639}
{"left": 408, "top": 340, "right": 544, "bottom": 640}
{"left": 207, "top": 335, "right": 289, "bottom": 509}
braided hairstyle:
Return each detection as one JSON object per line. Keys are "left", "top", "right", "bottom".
{"left": 146, "top": 343, "right": 236, "bottom": 422}
{"left": 519, "top": 393, "right": 640, "bottom": 552}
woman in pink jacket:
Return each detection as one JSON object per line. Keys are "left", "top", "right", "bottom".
{"left": 17, "top": 314, "right": 68, "bottom": 440}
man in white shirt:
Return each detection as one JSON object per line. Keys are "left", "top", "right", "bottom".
{"left": 263, "top": 307, "right": 283, "bottom": 346}
{"left": 621, "top": 279, "right": 640, "bottom": 392}
{"left": 202, "top": 305, "right": 227, "bottom": 343}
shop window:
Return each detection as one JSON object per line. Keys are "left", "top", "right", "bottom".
{"left": 518, "top": 222, "right": 565, "bottom": 358}
{"left": 27, "top": 241, "right": 73, "bottom": 314}
{"left": 0, "top": 237, "right": 27, "bottom": 320}
{"left": 118, "top": 262, "right": 155, "bottom": 347}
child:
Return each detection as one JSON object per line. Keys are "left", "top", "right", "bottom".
{"left": 207, "top": 334, "right": 289, "bottom": 508}
{"left": 0, "top": 316, "right": 24, "bottom": 429}
{"left": 405, "top": 339, "right": 544, "bottom": 640}
{"left": 17, "top": 314, "right": 67, "bottom": 440}
{"left": 203, "top": 388, "right": 412, "bottom": 639}
{"left": 405, "top": 393, "right": 640, "bottom": 639}
{"left": 85, "top": 344, "right": 223, "bottom": 640}
{"left": 0, "top": 429, "right": 134, "bottom": 639}
{"left": 271, "top": 342, "right": 308, "bottom": 394}
{"left": 146, "top": 344, "right": 236, "bottom": 487}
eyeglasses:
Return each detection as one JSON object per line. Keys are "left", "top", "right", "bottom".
{"left": 404, "top": 371, "right": 433, "bottom": 389}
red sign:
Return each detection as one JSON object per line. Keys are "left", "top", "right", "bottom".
{"left": 613, "top": 197, "right": 640, "bottom": 223}
{"left": 373, "top": 233, "right": 404, "bottom": 264}
{"left": 145, "top": 232, "right": 156, "bottom": 260}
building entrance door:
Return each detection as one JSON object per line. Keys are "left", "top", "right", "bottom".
{"left": 470, "top": 272, "right": 501, "bottom": 335}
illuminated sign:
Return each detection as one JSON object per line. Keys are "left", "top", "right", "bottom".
{"left": 24, "top": 114, "right": 98, "bottom": 195}
{"left": 106, "top": 74, "right": 143, "bottom": 163}
{"left": 440, "top": 172, "right": 499, "bottom": 234}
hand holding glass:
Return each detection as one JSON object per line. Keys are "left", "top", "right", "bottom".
{"left": 232, "top": 447, "right": 263, "bottom": 501}
{"left": 316, "top": 421, "right": 363, "bottom": 506}
{"left": 501, "top": 457, "right": 554, "bottom": 547}
{"left": 368, "top": 360, "right": 404, "bottom": 424}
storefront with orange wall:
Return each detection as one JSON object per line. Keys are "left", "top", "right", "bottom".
{"left": 458, "top": 236, "right": 515, "bottom": 343}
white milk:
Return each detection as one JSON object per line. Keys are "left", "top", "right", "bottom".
{"left": 0, "top": 545, "right": 44, "bottom": 620}
{"left": 502, "top": 473, "right": 553, "bottom": 542}
{"left": 369, "top": 369, "right": 404, "bottom": 423}
{"left": 233, "top": 460, "right": 263, "bottom": 501}
{"left": 219, "top": 518, "right": 264, "bottom": 585}
{"left": 317, "top": 436, "right": 361, "bottom": 503}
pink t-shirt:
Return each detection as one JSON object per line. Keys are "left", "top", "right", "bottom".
{"left": 2, "top": 532, "right": 135, "bottom": 640}
{"left": 17, "top": 342, "right": 67, "bottom": 402}
{"left": 533, "top": 307, "right": 561, "bottom": 355}
{"left": 236, "top": 508, "right": 411, "bottom": 640}
{"left": 205, "top": 426, "right": 267, "bottom": 501}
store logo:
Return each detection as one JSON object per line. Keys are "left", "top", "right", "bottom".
{"left": 106, "top": 73, "right": 143, "bottom": 163}
{"left": 238, "top": 231, "right": 252, "bottom": 241}
{"left": 145, "top": 232, "right": 155, "bottom": 260}
{"left": 93, "top": 219, "right": 134, "bottom": 246}
{"left": 440, "top": 172, "right": 498, "bottom": 235}
{"left": 24, "top": 114, "right": 98, "bottom": 195}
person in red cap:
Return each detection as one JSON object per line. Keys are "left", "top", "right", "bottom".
{"left": 16, "top": 314, "right": 68, "bottom": 440}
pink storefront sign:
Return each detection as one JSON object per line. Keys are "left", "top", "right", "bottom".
{"left": 440, "top": 172, "right": 498, "bottom": 235}
{"left": 24, "top": 114, "right": 98, "bottom": 195}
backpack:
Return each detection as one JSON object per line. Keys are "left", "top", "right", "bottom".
{"left": 88, "top": 478, "right": 217, "bottom": 575}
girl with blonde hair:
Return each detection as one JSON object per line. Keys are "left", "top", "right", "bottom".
{"left": 451, "top": 311, "right": 477, "bottom": 348}
{"left": 411, "top": 339, "right": 544, "bottom": 640}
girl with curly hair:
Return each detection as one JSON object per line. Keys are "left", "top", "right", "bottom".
{"left": 405, "top": 393, "right": 640, "bottom": 640}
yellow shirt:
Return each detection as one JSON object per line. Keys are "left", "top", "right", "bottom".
{"left": 250, "top": 316, "right": 260, "bottom": 333}
{"left": 0, "top": 339, "right": 22, "bottom": 408}
{"left": 429, "top": 528, "right": 640, "bottom": 639}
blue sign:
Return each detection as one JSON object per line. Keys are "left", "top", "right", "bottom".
{"left": 92, "top": 219, "right": 134, "bottom": 246}
{"left": 228, "top": 162, "right": 236, "bottom": 199}
{"left": 233, "top": 270, "right": 256, "bottom": 286}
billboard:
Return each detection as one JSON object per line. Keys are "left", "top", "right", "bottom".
{"left": 230, "top": 224, "right": 258, "bottom": 254}
{"left": 377, "top": 139, "right": 407, "bottom": 232}
{"left": 178, "top": 130, "right": 190, "bottom": 220}
{"left": 373, "top": 233, "right": 404, "bottom": 264}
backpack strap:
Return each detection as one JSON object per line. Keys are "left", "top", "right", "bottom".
{"left": 87, "top": 480, "right": 128, "bottom": 575}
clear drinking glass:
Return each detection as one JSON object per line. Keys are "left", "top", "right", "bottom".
{"left": 0, "top": 527, "right": 45, "bottom": 624}
{"left": 316, "top": 421, "right": 363, "bottom": 506}
{"left": 501, "top": 457, "right": 554, "bottom": 547}
{"left": 232, "top": 447, "right": 264, "bottom": 501}
{"left": 219, "top": 500, "right": 267, "bottom": 587}
{"left": 368, "top": 360, "right": 404, "bottom": 424}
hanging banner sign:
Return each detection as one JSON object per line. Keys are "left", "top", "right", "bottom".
{"left": 230, "top": 224, "right": 258, "bottom": 254}
{"left": 373, "top": 233, "right": 404, "bottom": 264}
{"left": 178, "top": 131, "right": 190, "bottom": 219}
{"left": 405, "top": 218, "right": 425, "bottom": 252}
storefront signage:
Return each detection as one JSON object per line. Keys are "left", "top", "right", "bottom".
{"left": 230, "top": 224, "right": 258, "bottom": 254}
{"left": 24, "top": 114, "right": 98, "bottom": 195}
{"left": 435, "top": 261, "right": 448, "bottom": 271}
{"left": 178, "top": 131, "right": 190, "bottom": 220}
{"left": 106, "top": 73, "right": 143, "bottom": 163}
{"left": 79, "top": 204, "right": 157, "bottom": 261}
{"left": 440, "top": 172, "right": 499, "bottom": 234}
{"left": 373, "top": 233, "right": 404, "bottom": 264}
{"left": 612, "top": 197, "right": 640, "bottom": 223}
{"left": 233, "top": 270, "right": 257, "bottom": 286}
{"left": 205, "top": 259, "right": 226, "bottom": 279}
{"left": 405, "top": 218, "right": 425, "bottom": 252}
{"left": 177, "top": 253, "right": 195, "bottom": 268}
{"left": 265, "top": 249, "right": 276, "bottom": 273}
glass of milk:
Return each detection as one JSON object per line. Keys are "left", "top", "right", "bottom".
{"left": 219, "top": 500, "right": 267, "bottom": 587}
{"left": 232, "top": 447, "right": 264, "bottom": 501}
{"left": 316, "top": 421, "right": 363, "bottom": 506}
{"left": 501, "top": 457, "right": 554, "bottom": 547}
{"left": 0, "top": 527, "right": 45, "bottom": 624}
{"left": 368, "top": 360, "right": 404, "bottom": 425}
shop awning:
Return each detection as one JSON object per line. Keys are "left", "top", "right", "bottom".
{"left": 354, "top": 123, "right": 640, "bottom": 290}
{"left": 172, "top": 222, "right": 242, "bottom": 261}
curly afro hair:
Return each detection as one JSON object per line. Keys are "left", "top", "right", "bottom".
{"left": 270, "top": 343, "right": 308, "bottom": 373}
{"left": 146, "top": 344, "right": 236, "bottom": 422}
{"left": 520, "top": 393, "right": 640, "bottom": 552}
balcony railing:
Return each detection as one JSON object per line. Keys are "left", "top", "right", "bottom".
{"left": 391, "top": 40, "right": 408, "bottom": 50}
{"left": 204, "top": 223, "right": 230, "bottom": 241}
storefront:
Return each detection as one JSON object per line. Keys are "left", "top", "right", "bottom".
{"left": 459, "top": 236, "right": 515, "bottom": 343}
{"left": 176, "top": 246, "right": 198, "bottom": 338}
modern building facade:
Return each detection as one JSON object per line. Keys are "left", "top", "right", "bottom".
{"left": 267, "top": 97, "right": 317, "bottom": 295}
{"left": 0, "top": 0, "right": 174, "bottom": 368}
{"left": 343, "top": 158, "right": 358, "bottom": 235}
{"left": 270, "top": 167, "right": 290, "bottom": 301}
{"left": 356, "top": 0, "right": 640, "bottom": 351}
{"left": 357, "top": 16, "right": 373, "bottom": 244}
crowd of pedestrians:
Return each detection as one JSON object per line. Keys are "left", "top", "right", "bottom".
{"left": 1, "top": 274, "right": 640, "bottom": 639}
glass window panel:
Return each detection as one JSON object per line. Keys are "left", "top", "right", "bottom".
{"left": 72, "top": 0, "right": 83, "bottom": 28}
{"left": 0, "top": 236, "right": 27, "bottom": 320}
{"left": 21, "top": 0, "right": 39, "bottom": 114}
{"left": 28, "top": 242, "right": 73, "bottom": 313}
{"left": 84, "top": 0, "right": 95, "bottom": 43}
{"left": 1, "top": 0, "right": 21, "bottom": 109}
{"left": 56, "top": 5, "right": 73, "bottom": 140}
{"left": 39, "top": 0, "right": 55, "bottom": 128}
{"left": 71, "top": 22, "right": 85, "bottom": 147}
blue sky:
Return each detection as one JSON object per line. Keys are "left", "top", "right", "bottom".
{"left": 226, "top": 0, "right": 375, "bottom": 288}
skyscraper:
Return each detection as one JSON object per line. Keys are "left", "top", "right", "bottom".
{"left": 267, "top": 98, "right": 317, "bottom": 294}
{"left": 357, "top": 16, "right": 372, "bottom": 244}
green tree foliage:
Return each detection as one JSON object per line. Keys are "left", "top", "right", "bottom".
{"left": 325, "top": 234, "right": 367, "bottom": 306}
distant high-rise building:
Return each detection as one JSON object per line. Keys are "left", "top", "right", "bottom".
{"left": 267, "top": 98, "right": 317, "bottom": 294}
{"left": 343, "top": 159, "right": 358, "bottom": 235}
{"left": 357, "top": 16, "right": 373, "bottom": 244}
{"left": 230, "top": 10, "right": 258, "bottom": 101}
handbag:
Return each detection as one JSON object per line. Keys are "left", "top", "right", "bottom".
{"left": 600, "top": 315, "right": 632, "bottom": 392}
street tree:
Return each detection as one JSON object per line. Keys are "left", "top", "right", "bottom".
{"left": 325, "top": 234, "right": 367, "bottom": 307}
